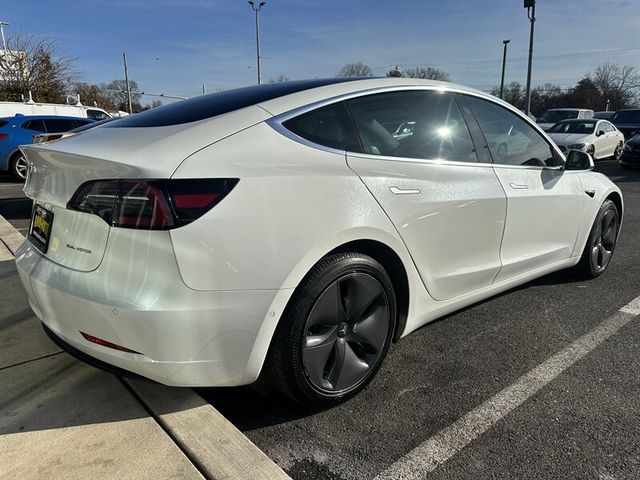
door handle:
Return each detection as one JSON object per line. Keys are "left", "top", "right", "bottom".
{"left": 509, "top": 183, "right": 529, "bottom": 190}
{"left": 389, "top": 186, "right": 421, "bottom": 195}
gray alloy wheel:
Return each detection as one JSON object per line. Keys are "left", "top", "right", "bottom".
{"left": 10, "top": 153, "right": 28, "bottom": 181}
{"left": 577, "top": 199, "right": 619, "bottom": 278}
{"left": 590, "top": 207, "right": 618, "bottom": 273}
{"left": 587, "top": 144, "right": 595, "bottom": 157}
{"left": 266, "top": 252, "right": 396, "bottom": 406}
{"left": 302, "top": 272, "right": 390, "bottom": 393}
{"left": 613, "top": 142, "right": 623, "bottom": 161}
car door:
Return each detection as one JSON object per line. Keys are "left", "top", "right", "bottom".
{"left": 601, "top": 121, "right": 620, "bottom": 156}
{"left": 464, "top": 95, "right": 585, "bottom": 282}
{"left": 344, "top": 90, "right": 507, "bottom": 301}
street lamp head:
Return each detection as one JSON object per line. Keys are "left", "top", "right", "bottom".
{"left": 248, "top": 0, "right": 254, "bottom": 5}
{"left": 260, "top": 1, "right": 265, "bottom": 6}
{"left": 503, "top": 39, "right": 511, "bottom": 44}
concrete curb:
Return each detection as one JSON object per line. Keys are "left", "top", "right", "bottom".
{"left": 0, "top": 214, "right": 25, "bottom": 257}
{"left": 0, "top": 213, "right": 291, "bottom": 480}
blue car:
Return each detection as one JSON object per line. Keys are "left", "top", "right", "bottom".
{"left": 0, "top": 115, "right": 94, "bottom": 181}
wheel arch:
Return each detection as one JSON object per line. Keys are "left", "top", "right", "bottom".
{"left": 606, "top": 190, "right": 623, "bottom": 224}
{"left": 244, "top": 233, "right": 416, "bottom": 384}
{"left": 327, "top": 239, "right": 409, "bottom": 342}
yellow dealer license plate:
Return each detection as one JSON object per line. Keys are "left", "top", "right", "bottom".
{"left": 29, "top": 204, "right": 54, "bottom": 254}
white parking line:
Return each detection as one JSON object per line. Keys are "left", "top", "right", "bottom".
{"left": 375, "top": 297, "right": 640, "bottom": 480}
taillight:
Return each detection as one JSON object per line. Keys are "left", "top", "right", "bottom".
{"left": 67, "top": 178, "right": 238, "bottom": 230}
{"left": 0, "top": 133, "right": 8, "bottom": 140}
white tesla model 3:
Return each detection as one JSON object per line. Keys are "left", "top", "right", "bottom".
{"left": 16, "top": 78, "right": 623, "bottom": 406}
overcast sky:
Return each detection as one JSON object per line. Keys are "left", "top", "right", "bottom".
{"left": 2, "top": 0, "right": 639, "bottom": 102}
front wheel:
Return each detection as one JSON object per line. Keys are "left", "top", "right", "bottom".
{"left": 266, "top": 253, "right": 396, "bottom": 406}
{"left": 576, "top": 199, "right": 619, "bottom": 278}
{"left": 10, "top": 153, "right": 28, "bottom": 182}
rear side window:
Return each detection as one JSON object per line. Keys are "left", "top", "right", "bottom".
{"left": 345, "top": 90, "right": 478, "bottom": 162}
{"left": 0, "top": 120, "right": 7, "bottom": 128}
{"left": 74, "top": 119, "right": 93, "bottom": 128}
{"left": 283, "top": 102, "right": 361, "bottom": 152}
{"left": 21, "top": 119, "right": 47, "bottom": 132}
{"left": 107, "top": 78, "right": 357, "bottom": 128}
{"left": 43, "top": 118, "right": 77, "bottom": 132}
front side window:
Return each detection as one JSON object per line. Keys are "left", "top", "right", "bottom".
{"left": 345, "top": 90, "right": 477, "bottom": 163}
{"left": 87, "top": 110, "right": 110, "bottom": 121}
{"left": 282, "top": 102, "right": 361, "bottom": 152}
{"left": 467, "top": 96, "right": 560, "bottom": 167}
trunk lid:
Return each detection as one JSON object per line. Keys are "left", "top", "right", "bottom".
{"left": 20, "top": 105, "right": 270, "bottom": 272}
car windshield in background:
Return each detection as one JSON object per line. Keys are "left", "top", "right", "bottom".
{"left": 548, "top": 120, "right": 596, "bottom": 134}
{"left": 612, "top": 110, "right": 640, "bottom": 124}
{"left": 540, "top": 111, "right": 579, "bottom": 123}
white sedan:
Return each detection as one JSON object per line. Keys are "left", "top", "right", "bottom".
{"left": 548, "top": 119, "right": 625, "bottom": 160}
{"left": 16, "top": 78, "right": 623, "bottom": 406}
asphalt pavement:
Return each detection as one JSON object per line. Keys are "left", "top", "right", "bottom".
{"left": 2, "top": 162, "right": 639, "bottom": 479}
{"left": 200, "top": 160, "right": 640, "bottom": 480}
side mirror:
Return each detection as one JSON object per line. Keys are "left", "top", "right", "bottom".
{"left": 596, "top": 130, "right": 605, "bottom": 137}
{"left": 565, "top": 149, "right": 594, "bottom": 171}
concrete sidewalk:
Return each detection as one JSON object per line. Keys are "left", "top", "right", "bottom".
{"left": 0, "top": 214, "right": 291, "bottom": 480}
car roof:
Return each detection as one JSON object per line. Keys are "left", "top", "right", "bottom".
{"left": 556, "top": 118, "right": 598, "bottom": 123}
{"left": 0, "top": 114, "right": 93, "bottom": 122}
{"left": 545, "top": 108, "right": 589, "bottom": 112}
{"left": 105, "top": 77, "right": 498, "bottom": 128}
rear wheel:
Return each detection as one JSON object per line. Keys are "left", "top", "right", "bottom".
{"left": 576, "top": 199, "right": 619, "bottom": 278}
{"left": 613, "top": 142, "right": 623, "bottom": 161}
{"left": 266, "top": 253, "right": 396, "bottom": 406}
{"left": 10, "top": 152, "right": 28, "bottom": 182}
{"left": 587, "top": 144, "right": 595, "bottom": 157}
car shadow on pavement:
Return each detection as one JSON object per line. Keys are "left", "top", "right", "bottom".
{"left": 198, "top": 385, "right": 318, "bottom": 431}
{"left": 0, "top": 197, "right": 32, "bottom": 219}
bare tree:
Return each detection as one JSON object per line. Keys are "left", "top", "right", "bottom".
{"left": 106, "top": 79, "right": 143, "bottom": 112}
{"left": 337, "top": 62, "right": 373, "bottom": 78}
{"left": 73, "top": 82, "right": 116, "bottom": 110}
{"left": 0, "top": 32, "right": 78, "bottom": 103}
{"left": 386, "top": 65, "right": 403, "bottom": 77}
{"left": 589, "top": 63, "right": 640, "bottom": 110}
{"left": 403, "top": 67, "right": 450, "bottom": 82}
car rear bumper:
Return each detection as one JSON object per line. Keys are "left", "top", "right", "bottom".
{"left": 15, "top": 239, "right": 284, "bottom": 387}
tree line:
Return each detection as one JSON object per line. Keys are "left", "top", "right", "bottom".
{"left": 337, "top": 61, "right": 640, "bottom": 115}
{"left": 0, "top": 32, "right": 159, "bottom": 112}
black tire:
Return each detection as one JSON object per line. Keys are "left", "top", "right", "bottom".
{"left": 576, "top": 199, "right": 619, "bottom": 278}
{"left": 587, "top": 145, "right": 595, "bottom": 157}
{"left": 613, "top": 142, "right": 623, "bottom": 161}
{"left": 265, "top": 252, "right": 396, "bottom": 406}
{"left": 10, "top": 152, "right": 28, "bottom": 182}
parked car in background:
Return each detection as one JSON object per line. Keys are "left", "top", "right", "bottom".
{"left": 594, "top": 111, "right": 616, "bottom": 120}
{"left": 16, "top": 78, "right": 623, "bottom": 406}
{"left": 0, "top": 99, "right": 111, "bottom": 120}
{"left": 610, "top": 109, "right": 640, "bottom": 140}
{"left": 620, "top": 133, "right": 640, "bottom": 169}
{"left": 32, "top": 117, "right": 118, "bottom": 144}
{"left": 547, "top": 119, "right": 624, "bottom": 160}
{"left": 0, "top": 115, "right": 94, "bottom": 180}
{"left": 537, "top": 108, "right": 594, "bottom": 131}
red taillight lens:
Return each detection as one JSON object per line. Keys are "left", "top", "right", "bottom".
{"left": 67, "top": 178, "right": 238, "bottom": 230}
{"left": 0, "top": 133, "right": 8, "bottom": 140}
{"left": 80, "top": 331, "right": 142, "bottom": 354}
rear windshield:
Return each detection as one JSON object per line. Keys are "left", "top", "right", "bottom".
{"left": 107, "top": 79, "right": 359, "bottom": 128}
{"left": 612, "top": 110, "right": 640, "bottom": 124}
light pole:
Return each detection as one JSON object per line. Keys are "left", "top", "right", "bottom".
{"left": 123, "top": 52, "right": 133, "bottom": 113}
{"left": 248, "top": 1, "right": 265, "bottom": 85}
{"left": 499, "top": 39, "right": 510, "bottom": 99}
{"left": 524, "top": 0, "right": 536, "bottom": 115}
